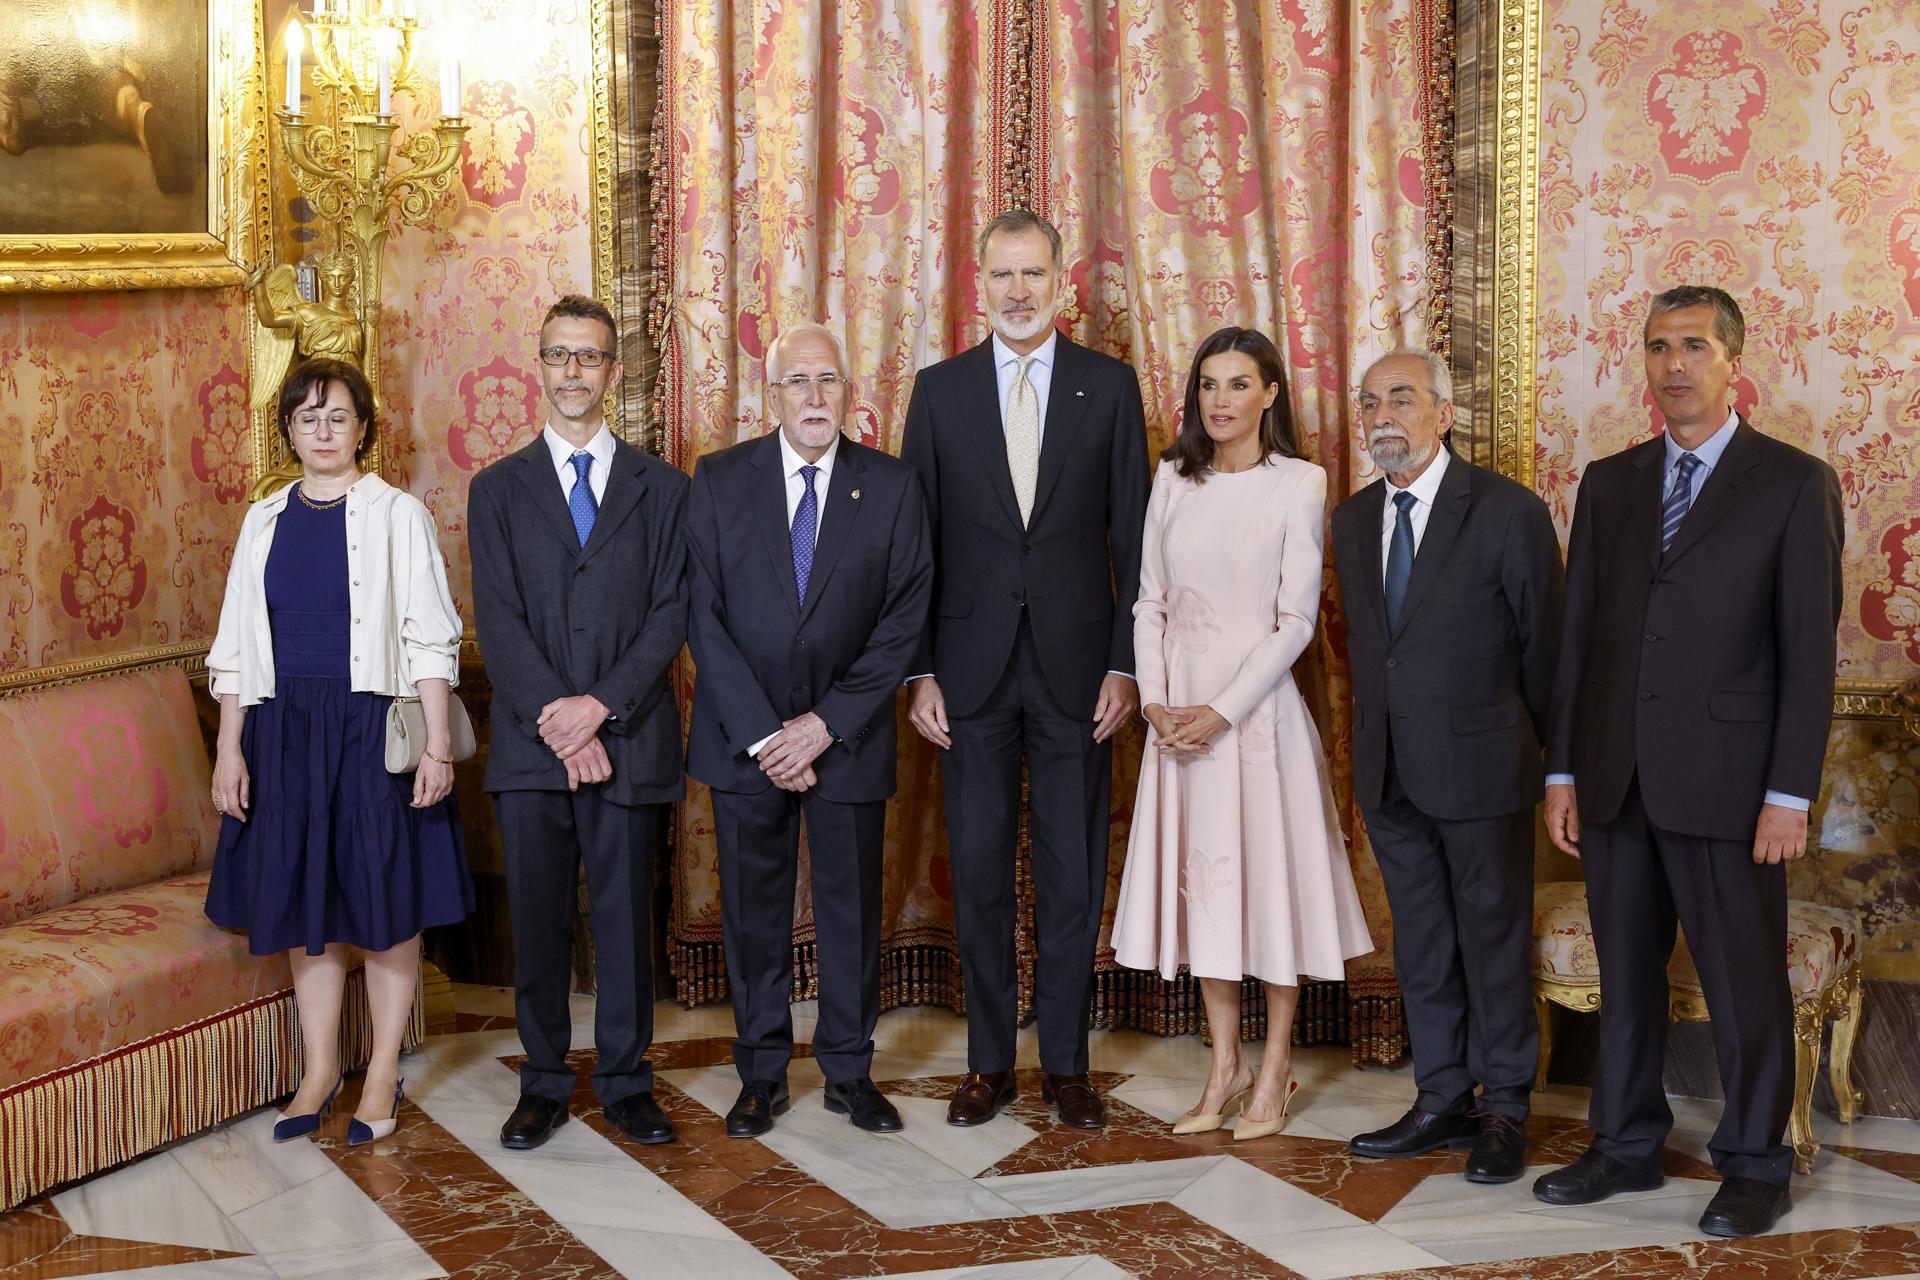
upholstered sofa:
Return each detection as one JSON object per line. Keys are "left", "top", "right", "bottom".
{"left": 0, "top": 665, "right": 406, "bottom": 1210}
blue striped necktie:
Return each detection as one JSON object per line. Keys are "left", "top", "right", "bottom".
{"left": 792, "top": 464, "right": 820, "bottom": 606}
{"left": 1384, "top": 490, "right": 1416, "bottom": 630}
{"left": 1661, "top": 452, "right": 1702, "bottom": 552}
{"left": 568, "top": 452, "right": 597, "bottom": 547}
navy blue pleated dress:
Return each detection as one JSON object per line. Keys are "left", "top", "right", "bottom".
{"left": 205, "top": 485, "right": 474, "bottom": 956}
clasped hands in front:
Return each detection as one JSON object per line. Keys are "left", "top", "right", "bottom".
{"left": 758, "top": 712, "right": 830, "bottom": 792}
{"left": 1142, "top": 703, "right": 1229, "bottom": 753}
{"left": 537, "top": 693, "right": 613, "bottom": 790}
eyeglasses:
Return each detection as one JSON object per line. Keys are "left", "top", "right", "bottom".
{"left": 539, "top": 346, "right": 614, "bottom": 368}
{"left": 289, "top": 411, "right": 359, "bottom": 435}
{"left": 773, "top": 373, "right": 848, "bottom": 393}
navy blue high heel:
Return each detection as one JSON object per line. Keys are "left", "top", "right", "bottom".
{"left": 348, "top": 1078, "right": 405, "bottom": 1146}
{"left": 273, "top": 1074, "right": 344, "bottom": 1142}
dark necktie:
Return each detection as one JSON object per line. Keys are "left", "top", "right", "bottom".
{"left": 1384, "top": 490, "right": 1416, "bottom": 630}
{"left": 792, "top": 464, "right": 820, "bottom": 606}
{"left": 567, "top": 452, "right": 596, "bottom": 548}
{"left": 1661, "top": 452, "right": 1702, "bottom": 552}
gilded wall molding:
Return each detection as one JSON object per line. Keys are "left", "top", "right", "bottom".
{"left": 0, "top": 643, "right": 211, "bottom": 697}
{"left": 1487, "top": 0, "right": 1540, "bottom": 488}
{"left": 587, "top": 0, "right": 624, "bottom": 440}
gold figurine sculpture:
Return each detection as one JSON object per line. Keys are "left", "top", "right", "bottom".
{"left": 247, "top": 253, "right": 367, "bottom": 409}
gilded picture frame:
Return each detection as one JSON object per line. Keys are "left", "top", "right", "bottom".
{"left": 0, "top": 0, "right": 271, "bottom": 292}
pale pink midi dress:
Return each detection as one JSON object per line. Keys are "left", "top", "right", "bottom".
{"left": 1111, "top": 456, "right": 1374, "bottom": 984}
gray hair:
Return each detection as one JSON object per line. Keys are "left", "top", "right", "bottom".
{"left": 1370, "top": 347, "right": 1453, "bottom": 406}
{"left": 1645, "top": 285, "right": 1745, "bottom": 359}
{"left": 977, "top": 208, "right": 1064, "bottom": 269}
{"left": 767, "top": 322, "right": 850, "bottom": 382}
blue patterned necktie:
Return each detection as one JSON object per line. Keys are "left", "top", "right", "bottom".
{"left": 1384, "top": 490, "right": 1416, "bottom": 630}
{"left": 567, "top": 452, "right": 597, "bottom": 548}
{"left": 1661, "top": 452, "right": 1702, "bottom": 552}
{"left": 792, "top": 464, "right": 820, "bottom": 606}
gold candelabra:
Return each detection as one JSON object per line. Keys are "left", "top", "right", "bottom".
{"left": 261, "top": 4, "right": 467, "bottom": 480}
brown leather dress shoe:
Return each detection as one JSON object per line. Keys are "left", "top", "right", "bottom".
{"left": 1042, "top": 1073, "right": 1106, "bottom": 1129}
{"left": 946, "top": 1070, "right": 1016, "bottom": 1126}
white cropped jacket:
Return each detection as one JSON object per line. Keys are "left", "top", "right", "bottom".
{"left": 208, "top": 473, "right": 463, "bottom": 708}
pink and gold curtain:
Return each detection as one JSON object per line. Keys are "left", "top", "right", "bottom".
{"left": 658, "top": 0, "right": 1447, "bottom": 1057}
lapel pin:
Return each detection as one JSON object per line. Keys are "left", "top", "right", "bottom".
{"left": 850, "top": 489, "right": 861, "bottom": 499}
{"left": 1076, "top": 390, "right": 1085, "bottom": 397}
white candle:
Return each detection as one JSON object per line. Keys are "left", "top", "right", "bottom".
{"left": 440, "top": 56, "right": 460, "bottom": 116}
{"left": 312, "top": 0, "right": 324, "bottom": 16}
{"left": 376, "top": 27, "right": 395, "bottom": 115}
{"left": 284, "top": 21, "right": 303, "bottom": 115}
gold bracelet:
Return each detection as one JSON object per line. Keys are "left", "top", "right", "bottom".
{"left": 422, "top": 747, "right": 452, "bottom": 765}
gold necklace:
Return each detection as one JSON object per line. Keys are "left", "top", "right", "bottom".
{"left": 296, "top": 484, "right": 349, "bottom": 510}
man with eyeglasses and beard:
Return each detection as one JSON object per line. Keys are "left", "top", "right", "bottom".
{"left": 685, "top": 323, "right": 931, "bottom": 1138}
{"left": 1330, "top": 349, "right": 1563, "bottom": 1185}
{"left": 469, "top": 294, "right": 691, "bottom": 1150}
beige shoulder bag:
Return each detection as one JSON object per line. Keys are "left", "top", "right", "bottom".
{"left": 382, "top": 507, "right": 477, "bottom": 773}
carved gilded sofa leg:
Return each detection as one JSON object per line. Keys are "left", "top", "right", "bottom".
{"left": 1790, "top": 997, "right": 1823, "bottom": 1175}
{"left": 1827, "top": 966, "right": 1864, "bottom": 1125}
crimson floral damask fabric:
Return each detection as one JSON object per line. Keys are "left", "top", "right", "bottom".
{"left": 659, "top": 0, "right": 1440, "bottom": 1008}
{"left": 1534, "top": 0, "right": 1920, "bottom": 678}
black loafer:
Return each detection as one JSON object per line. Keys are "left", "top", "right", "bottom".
{"left": 1532, "top": 1147, "right": 1663, "bottom": 1205}
{"left": 1463, "top": 1109, "right": 1529, "bottom": 1184}
{"left": 1699, "top": 1176, "right": 1789, "bottom": 1238}
{"left": 1349, "top": 1106, "right": 1475, "bottom": 1158}
{"left": 726, "top": 1079, "right": 791, "bottom": 1139}
{"left": 500, "top": 1093, "right": 569, "bottom": 1151}
{"left": 605, "top": 1091, "right": 676, "bottom": 1145}
{"left": 823, "top": 1077, "right": 903, "bottom": 1133}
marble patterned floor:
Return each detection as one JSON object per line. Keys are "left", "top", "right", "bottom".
{"left": 8, "top": 987, "right": 1920, "bottom": 1279}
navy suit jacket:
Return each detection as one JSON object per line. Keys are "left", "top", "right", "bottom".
{"left": 685, "top": 432, "right": 932, "bottom": 803}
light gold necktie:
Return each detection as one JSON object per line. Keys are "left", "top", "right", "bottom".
{"left": 1006, "top": 355, "right": 1039, "bottom": 526}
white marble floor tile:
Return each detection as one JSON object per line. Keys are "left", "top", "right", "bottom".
{"left": 978, "top": 1155, "right": 1222, "bottom": 1216}
{"left": 485, "top": 1152, "right": 738, "bottom": 1239}
{"left": 661, "top": 1061, "right": 826, "bottom": 1121}
{"left": 840, "top": 1177, "right": 1027, "bottom": 1228}
{"left": 564, "top": 1223, "right": 794, "bottom": 1279}
{"left": 1104, "top": 1078, "right": 1206, "bottom": 1126}
{"left": 889, "top": 1095, "right": 1039, "bottom": 1177}
{"left": 1819, "top": 1112, "right": 1920, "bottom": 1157}
{"left": 1167, "top": 1156, "right": 1363, "bottom": 1240}
{"left": 1280, "top": 1097, "right": 1416, "bottom": 1145}
{"left": 226, "top": 1165, "right": 410, "bottom": 1256}
{"left": 53, "top": 1152, "right": 255, "bottom": 1253}
{"left": 258, "top": 1237, "right": 445, "bottom": 1280}
{"left": 169, "top": 1111, "right": 335, "bottom": 1216}
{"left": 868, "top": 1048, "right": 974, "bottom": 1083}
{"left": 56, "top": 1260, "right": 278, "bottom": 1280}
{"left": 1241, "top": 1224, "right": 1451, "bottom": 1280}
{"left": 878, "top": 1258, "right": 1123, "bottom": 1280}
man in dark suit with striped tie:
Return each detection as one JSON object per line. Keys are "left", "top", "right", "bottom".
{"left": 1535, "top": 285, "right": 1844, "bottom": 1238}
{"left": 470, "top": 295, "right": 690, "bottom": 1151}
{"left": 686, "top": 323, "right": 932, "bottom": 1138}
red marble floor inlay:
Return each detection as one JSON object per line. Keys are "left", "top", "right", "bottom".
{"left": 0, "top": 1186, "right": 247, "bottom": 1279}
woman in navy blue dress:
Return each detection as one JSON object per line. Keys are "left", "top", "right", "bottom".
{"left": 206, "top": 358, "right": 472, "bottom": 1145}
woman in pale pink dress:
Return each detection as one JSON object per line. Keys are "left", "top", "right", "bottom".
{"left": 1112, "top": 327, "right": 1373, "bottom": 1140}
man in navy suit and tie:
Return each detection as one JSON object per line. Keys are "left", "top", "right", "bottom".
{"left": 686, "top": 323, "right": 933, "bottom": 1137}
{"left": 469, "top": 295, "right": 690, "bottom": 1151}
{"left": 1535, "top": 285, "right": 1844, "bottom": 1237}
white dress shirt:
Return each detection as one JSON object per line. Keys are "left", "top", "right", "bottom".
{"left": 1379, "top": 445, "right": 1451, "bottom": 585}
{"left": 543, "top": 422, "right": 614, "bottom": 505}
{"left": 748, "top": 431, "right": 844, "bottom": 757}
{"left": 992, "top": 329, "right": 1058, "bottom": 442}
{"left": 1546, "top": 408, "right": 1806, "bottom": 810}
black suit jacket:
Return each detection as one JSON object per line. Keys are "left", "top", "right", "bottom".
{"left": 685, "top": 432, "right": 932, "bottom": 803}
{"left": 900, "top": 333, "right": 1149, "bottom": 719}
{"left": 1332, "top": 451, "right": 1564, "bottom": 821}
{"left": 1547, "top": 419, "right": 1844, "bottom": 840}
{"left": 468, "top": 434, "right": 690, "bottom": 806}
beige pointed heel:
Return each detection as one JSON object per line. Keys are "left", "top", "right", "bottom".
{"left": 1234, "top": 1072, "right": 1298, "bottom": 1142}
{"left": 1171, "top": 1082, "right": 1253, "bottom": 1135}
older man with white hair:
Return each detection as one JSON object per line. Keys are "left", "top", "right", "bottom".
{"left": 1329, "top": 348, "right": 1565, "bottom": 1184}
{"left": 685, "top": 321, "right": 933, "bottom": 1138}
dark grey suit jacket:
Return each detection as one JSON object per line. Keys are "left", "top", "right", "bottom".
{"left": 899, "top": 333, "right": 1149, "bottom": 720}
{"left": 1331, "top": 450, "right": 1564, "bottom": 821}
{"left": 468, "top": 434, "right": 689, "bottom": 806}
{"left": 1547, "top": 419, "right": 1843, "bottom": 840}
{"left": 685, "top": 432, "right": 931, "bottom": 803}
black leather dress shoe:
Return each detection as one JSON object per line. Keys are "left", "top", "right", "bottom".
{"left": 605, "top": 1091, "right": 676, "bottom": 1145}
{"left": 1699, "top": 1176, "right": 1790, "bottom": 1238}
{"left": 500, "top": 1093, "right": 569, "bottom": 1150}
{"left": 1532, "top": 1147, "right": 1664, "bottom": 1205}
{"left": 823, "top": 1077, "right": 903, "bottom": 1133}
{"left": 1348, "top": 1106, "right": 1475, "bottom": 1158}
{"left": 1463, "top": 1109, "right": 1529, "bottom": 1184}
{"left": 726, "top": 1080, "right": 791, "bottom": 1139}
